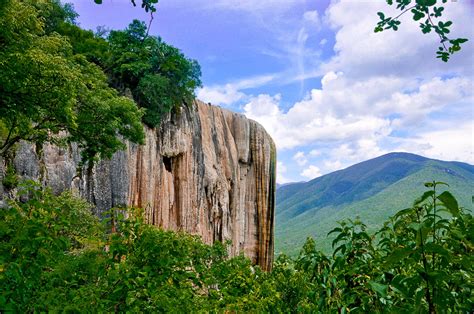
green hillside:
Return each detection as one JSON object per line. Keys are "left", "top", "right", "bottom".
{"left": 275, "top": 152, "right": 474, "bottom": 256}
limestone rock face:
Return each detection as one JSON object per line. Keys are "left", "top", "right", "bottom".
{"left": 3, "top": 100, "right": 276, "bottom": 270}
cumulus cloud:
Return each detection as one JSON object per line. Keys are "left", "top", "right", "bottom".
{"left": 244, "top": 71, "right": 472, "bottom": 153}
{"left": 197, "top": 85, "right": 245, "bottom": 106}
{"left": 301, "top": 165, "right": 322, "bottom": 180}
{"left": 197, "top": 74, "right": 277, "bottom": 106}
{"left": 293, "top": 151, "right": 308, "bottom": 166}
{"left": 204, "top": 0, "right": 474, "bottom": 181}
{"left": 243, "top": 72, "right": 401, "bottom": 150}
{"left": 324, "top": 160, "right": 343, "bottom": 172}
{"left": 392, "top": 121, "right": 474, "bottom": 164}
{"left": 277, "top": 161, "right": 292, "bottom": 184}
{"left": 303, "top": 10, "right": 321, "bottom": 29}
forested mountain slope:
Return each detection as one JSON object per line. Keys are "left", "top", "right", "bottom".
{"left": 276, "top": 152, "right": 474, "bottom": 255}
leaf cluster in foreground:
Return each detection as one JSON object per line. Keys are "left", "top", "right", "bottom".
{"left": 1, "top": 181, "right": 472, "bottom": 312}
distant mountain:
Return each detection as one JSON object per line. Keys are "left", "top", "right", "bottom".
{"left": 276, "top": 152, "right": 474, "bottom": 256}
{"left": 276, "top": 181, "right": 305, "bottom": 190}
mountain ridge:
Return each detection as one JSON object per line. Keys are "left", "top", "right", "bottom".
{"left": 276, "top": 152, "right": 473, "bottom": 256}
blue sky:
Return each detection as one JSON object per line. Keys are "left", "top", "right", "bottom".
{"left": 69, "top": 0, "right": 473, "bottom": 183}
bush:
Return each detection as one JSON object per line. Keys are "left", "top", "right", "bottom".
{"left": 1, "top": 181, "right": 471, "bottom": 312}
{"left": 2, "top": 164, "right": 18, "bottom": 190}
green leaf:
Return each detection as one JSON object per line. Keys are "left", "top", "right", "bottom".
{"left": 424, "top": 242, "right": 450, "bottom": 257}
{"left": 414, "top": 190, "right": 435, "bottom": 206}
{"left": 94, "top": 0, "right": 103, "bottom": 3}
{"left": 327, "top": 227, "right": 343, "bottom": 236}
{"left": 412, "top": 9, "right": 425, "bottom": 21}
{"left": 369, "top": 281, "right": 388, "bottom": 297}
{"left": 393, "top": 207, "right": 413, "bottom": 220}
{"left": 377, "top": 12, "right": 385, "bottom": 20}
{"left": 437, "top": 191, "right": 459, "bottom": 216}
{"left": 415, "top": 226, "right": 430, "bottom": 246}
{"left": 434, "top": 6, "right": 444, "bottom": 17}
{"left": 385, "top": 247, "right": 412, "bottom": 266}
{"left": 331, "top": 232, "right": 346, "bottom": 248}
{"left": 416, "top": 0, "right": 436, "bottom": 6}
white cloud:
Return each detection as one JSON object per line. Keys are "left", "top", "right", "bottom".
{"left": 309, "top": 149, "right": 321, "bottom": 157}
{"left": 197, "top": 74, "right": 278, "bottom": 106}
{"left": 324, "top": 160, "right": 343, "bottom": 172}
{"left": 278, "top": 161, "right": 287, "bottom": 173}
{"left": 243, "top": 73, "right": 396, "bottom": 150}
{"left": 197, "top": 85, "right": 245, "bottom": 106}
{"left": 303, "top": 10, "right": 321, "bottom": 29}
{"left": 277, "top": 161, "right": 292, "bottom": 184}
{"left": 244, "top": 71, "right": 473, "bottom": 153}
{"left": 392, "top": 121, "right": 474, "bottom": 164}
{"left": 300, "top": 165, "right": 322, "bottom": 180}
{"left": 210, "top": 0, "right": 305, "bottom": 12}
{"left": 293, "top": 151, "right": 308, "bottom": 166}
{"left": 327, "top": 138, "right": 388, "bottom": 169}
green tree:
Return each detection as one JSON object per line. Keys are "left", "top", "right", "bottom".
{"left": 375, "top": 0, "right": 469, "bottom": 62}
{"left": 0, "top": 0, "right": 144, "bottom": 164}
{"left": 1, "top": 179, "right": 471, "bottom": 312}
{"left": 106, "top": 20, "right": 202, "bottom": 127}
{"left": 0, "top": 181, "right": 103, "bottom": 312}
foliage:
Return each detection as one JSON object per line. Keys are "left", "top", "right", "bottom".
{"left": 375, "top": 0, "right": 469, "bottom": 62}
{"left": 1, "top": 180, "right": 471, "bottom": 312}
{"left": 276, "top": 153, "right": 474, "bottom": 256}
{"left": 106, "top": 20, "right": 202, "bottom": 127}
{"left": 1, "top": 0, "right": 202, "bottom": 161}
{"left": 0, "top": 181, "right": 256, "bottom": 312}
{"left": 0, "top": 0, "right": 144, "bottom": 165}
{"left": 2, "top": 164, "right": 18, "bottom": 190}
{"left": 0, "top": 181, "right": 102, "bottom": 311}
{"left": 274, "top": 181, "right": 473, "bottom": 313}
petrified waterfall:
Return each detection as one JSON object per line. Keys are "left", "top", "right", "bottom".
{"left": 3, "top": 100, "right": 276, "bottom": 270}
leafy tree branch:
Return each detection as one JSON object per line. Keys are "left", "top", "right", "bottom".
{"left": 375, "top": 0, "right": 469, "bottom": 62}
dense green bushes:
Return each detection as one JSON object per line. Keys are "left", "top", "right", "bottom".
{"left": 1, "top": 181, "right": 472, "bottom": 312}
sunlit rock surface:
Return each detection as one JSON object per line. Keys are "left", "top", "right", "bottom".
{"left": 4, "top": 100, "right": 276, "bottom": 270}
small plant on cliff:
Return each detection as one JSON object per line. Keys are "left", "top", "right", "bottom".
{"left": 2, "top": 164, "right": 19, "bottom": 190}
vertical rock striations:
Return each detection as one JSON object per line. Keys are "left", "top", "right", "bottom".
{"left": 6, "top": 100, "right": 276, "bottom": 270}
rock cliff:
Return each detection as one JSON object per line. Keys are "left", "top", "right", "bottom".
{"left": 2, "top": 100, "right": 276, "bottom": 270}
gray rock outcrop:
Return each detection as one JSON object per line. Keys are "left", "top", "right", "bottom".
{"left": 1, "top": 100, "right": 276, "bottom": 271}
